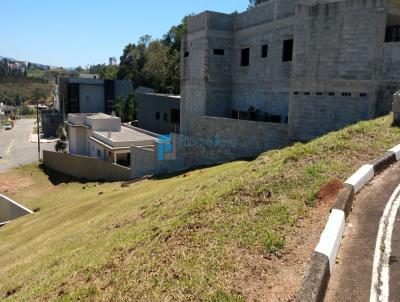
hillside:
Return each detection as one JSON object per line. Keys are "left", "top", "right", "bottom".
{"left": 0, "top": 115, "right": 399, "bottom": 301}
{"left": 0, "top": 82, "right": 55, "bottom": 104}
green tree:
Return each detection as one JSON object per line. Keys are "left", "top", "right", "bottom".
{"left": 249, "top": 0, "right": 269, "bottom": 8}
{"left": 115, "top": 90, "right": 137, "bottom": 123}
{"left": 55, "top": 124, "right": 67, "bottom": 153}
{"left": 100, "top": 65, "right": 118, "bottom": 80}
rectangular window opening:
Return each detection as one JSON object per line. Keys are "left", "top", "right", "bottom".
{"left": 241, "top": 48, "right": 250, "bottom": 66}
{"left": 270, "top": 115, "right": 281, "bottom": 123}
{"left": 360, "top": 93, "right": 367, "bottom": 97}
{"left": 164, "top": 113, "right": 168, "bottom": 122}
{"left": 156, "top": 112, "right": 160, "bottom": 120}
{"left": 261, "top": 45, "right": 268, "bottom": 58}
{"left": 213, "top": 49, "right": 225, "bottom": 56}
{"left": 282, "top": 39, "right": 293, "bottom": 62}
{"left": 184, "top": 51, "right": 189, "bottom": 57}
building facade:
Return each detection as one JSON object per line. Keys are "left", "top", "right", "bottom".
{"left": 180, "top": 0, "right": 400, "bottom": 155}
{"left": 56, "top": 77, "right": 133, "bottom": 115}
{"left": 137, "top": 92, "right": 180, "bottom": 134}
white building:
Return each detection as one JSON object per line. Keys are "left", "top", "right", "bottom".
{"left": 67, "top": 113, "right": 158, "bottom": 167}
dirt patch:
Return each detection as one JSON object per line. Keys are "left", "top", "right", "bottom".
{"left": 0, "top": 174, "right": 33, "bottom": 195}
{"left": 318, "top": 179, "right": 343, "bottom": 205}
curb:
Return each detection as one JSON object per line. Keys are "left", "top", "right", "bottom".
{"left": 296, "top": 144, "right": 400, "bottom": 302}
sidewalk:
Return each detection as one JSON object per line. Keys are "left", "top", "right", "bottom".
{"left": 29, "top": 133, "right": 59, "bottom": 143}
{"left": 325, "top": 162, "right": 400, "bottom": 301}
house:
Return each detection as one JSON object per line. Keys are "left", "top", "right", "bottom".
{"left": 66, "top": 113, "right": 158, "bottom": 167}
{"left": 180, "top": 0, "right": 400, "bottom": 166}
{"left": 56, "top": 76, "right": 133, "bottom": 115}
{"left": 137, "top": 92, "right": 180, "bottom": 134}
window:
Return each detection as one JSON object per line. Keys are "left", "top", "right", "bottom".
{"left": 293, "top": 91, "right": 299, "bottom": 95}
{"left": 261, "top": 44, "right": 268, "bottom": 58}
{"left": 184, "top": 51, "right": 189, "bottom": 57}
{"left": 241, "top": 48, "right": 250, "bottom": 66}
{"left": 282, "top": 39, "right": 293, "bottom": 62}
{"left": 304, "top": 92, "right": 310, "bottom": 95}
{"left": 232, "top": 110, "right": 239, "bottom": 119}
{"left": 317, "top": 92, "right": 323, "bottom": 96}
{"left": 164, "top": 113, "right": 168, "bottom": 122}
{"left": 171, "top": 109, "right": 180, "bottom": 123}
{"left": 156, "top": 112, "right": 160, "bottom": 120}
{"left": 360, "top": 93, "right": 367, "bottom": 97}
{"left": 270, "top": 115, "right": 281, "bottom": 123}
{"left": 342, "top": 92, "right": 351, "bottom": 97}
{"left": 97, "top": 149, "right": 101, "bottom": 158}
{"left": 213, "top": 49, "right": 225, "bottom": 55}
{"left": 328, "top": 92, "right": 335, "bottom": 96}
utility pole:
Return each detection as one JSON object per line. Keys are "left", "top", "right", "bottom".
{"left": 36, "top": 101, "right": 41, "bottom": 162}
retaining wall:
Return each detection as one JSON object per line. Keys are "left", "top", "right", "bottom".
{"left": 43, "top": 151, "right": 131, "bottom": 182}
{"left": 0, "top": 194, "right": 33, "bottom": 225}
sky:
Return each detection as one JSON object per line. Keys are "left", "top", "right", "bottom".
{"left": 0, "top": 1, "right": 249, "bottom": 68}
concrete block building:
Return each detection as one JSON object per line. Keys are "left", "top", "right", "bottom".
{"left": 180, "top": 0, "right": 400, "bottom": 163}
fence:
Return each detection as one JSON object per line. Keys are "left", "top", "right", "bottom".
{"left": 43, "top": 151, "right": 131, "bottom": 182}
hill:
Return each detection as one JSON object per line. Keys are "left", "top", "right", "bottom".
{"left": 0, "top": 115, "right": 399, "bottom": 301}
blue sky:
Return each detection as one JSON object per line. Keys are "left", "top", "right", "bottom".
{"left": 0, "top": 1, "right": 248, "bottom": 68}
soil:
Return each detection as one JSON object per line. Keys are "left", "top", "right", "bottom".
{"left": 226, "top": 180, "right": 341, "bottom": 301}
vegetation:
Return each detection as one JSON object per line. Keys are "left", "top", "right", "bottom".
{"left": 248, "top": 0, "right": 269, "bottom": 7}
{"left": 115, "top": 90, "right": 138, "bottom": 122}
{"left": 0, "top": 82, "right": 55, "bottom": 105}
{"left": 0, "top": 115, "right": 399, "bottom": 301}
{"left": 55, "top": 124, "right": 67, "bottom": 152}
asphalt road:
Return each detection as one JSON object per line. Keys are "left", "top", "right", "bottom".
{"left": 325, "top": 162, "right": 400, "bottom": 302}
{"left": 0, "top": 119, "right": 55, "bottom": 173}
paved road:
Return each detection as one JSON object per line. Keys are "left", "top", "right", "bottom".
{"left": 325, "top": 162, "right": 400, "bottom": 302}
{"left": 0, "top": 119, "right": 55, "bottom": 173}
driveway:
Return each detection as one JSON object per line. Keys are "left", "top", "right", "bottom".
{"left": 325, "top": 162, "right": 400, "bottom": 302}
{"left": 0, "top": 119, "right": 55, "bottom": 173}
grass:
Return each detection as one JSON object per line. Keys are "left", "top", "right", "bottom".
{"left": 0, "top": 114, "right": 399, "bottom": 301}
{"left": 0, "top": 82, "right": 55, "bottom": 101}
{"left": 26, "top": 68, "right": 48, "bottom": 80}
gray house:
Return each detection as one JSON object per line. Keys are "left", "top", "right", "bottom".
{"left": 56, "top": 77, "right": 133, "bottom": 115}
{"left": 137, "top": 92, "right": 180, "bottom": 134}
{"left": 180, "top": 0, "right": 400, "bottom": 166}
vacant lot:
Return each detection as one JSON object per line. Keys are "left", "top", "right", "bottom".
{"left": 0, "top": 82, "right": 55, "bottom": 102}
{"left": 0, "top": 115, "right": 399, "bottom": 301}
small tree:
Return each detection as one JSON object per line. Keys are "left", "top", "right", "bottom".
{"left": 115, "top": 91, "right": 138, "bottom": 123}
{"left": 55, "top": 124, "right": 67, "bottom": 152}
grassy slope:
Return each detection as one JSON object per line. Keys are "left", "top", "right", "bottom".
{"left": 0, "top": 115, "right": 399, "bottom": 301}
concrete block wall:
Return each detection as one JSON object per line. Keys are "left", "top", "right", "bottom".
{"left": 183, "top": 116, "right": 288, "bottom": 167}
{"left": 378, "top": 42, "right": 400, "bottom": 115}
{"left": 288, "top": 0, "right": 387, "bottom": 141}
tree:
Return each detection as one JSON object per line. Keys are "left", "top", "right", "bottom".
{"left": 249, "top": 0, "right": 269, "bottom": 8}
{"left": 100, "top": 65, "right": 118, "bottom": 80}
{"left": 115, "top": 90, "right": 138, "bottom": 123}
{"left": 55, "top": 124, "right": 67, "bottom": 152}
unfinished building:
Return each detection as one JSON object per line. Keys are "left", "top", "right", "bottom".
{"left": 180, "top": 0, "right": 400, "bottom": 165}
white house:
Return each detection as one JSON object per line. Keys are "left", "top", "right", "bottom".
{"left": 66, "top": 113, "right": 158, "bottom": 167}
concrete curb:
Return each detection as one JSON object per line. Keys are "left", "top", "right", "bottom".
{"left": 297, "top": 144, "right": 400, "bottom": 302}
